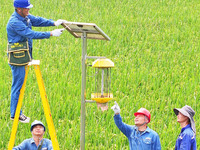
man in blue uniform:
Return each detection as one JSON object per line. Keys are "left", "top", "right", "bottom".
{"left": 111, "top": 101, "right": 161, "bottom": 150}
{"left": 7, "top": 0, "right": 67, "bottom": 123}
{"left": 13, "top": 120, "right": 52, "bottom": 150}
{"left": 174, "top": 105, "right": 197, "bottom": 150}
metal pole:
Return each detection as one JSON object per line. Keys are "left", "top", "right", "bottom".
{"left": 86, "top": 56, "right": 106, "bottom": 59}
{"left": 80, "top": 32, "right": 87, "bottom": 150}
{"left": 101, "top": 69, "right": 104, "bottom": 96}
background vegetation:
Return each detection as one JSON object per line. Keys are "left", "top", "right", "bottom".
{"left": 0, "top": 0, "right": 199, "bottom": 149}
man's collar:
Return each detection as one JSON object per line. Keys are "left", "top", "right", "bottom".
{"left": 145, "top": 126, "right": 151, "bottom": 132}
{"left": 181, "top": 124, "right": 191, "bottom": 132}
{"left": 30, "top": 138, "right": 35, "bottom": 144}
{"left": 30, "top": 137, "right": 44, "bottom": 144}
{"left": 134, "top": 125, "right": 150, "bottom": 133}
{"left": 14, "top": 11, "right": 27, "bottom": 21}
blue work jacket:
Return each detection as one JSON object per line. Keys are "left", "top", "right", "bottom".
{"left": 12, "top": 138, "right": 53, "bottom": 150}
{"left": 175, "top": 124, "right": 196, "bottom": 150}
{"left": 114, "top": 114, "right": 161, "bottom": 150}
{"left": 7, "top": 11, "right": 54, "bottom": 49}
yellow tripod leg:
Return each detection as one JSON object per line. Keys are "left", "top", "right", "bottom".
{"left": 8, "top": 66, "right": 29, "bottom": 150}
{"left": 33, "top": 64, "right": 60, "bottom": 150}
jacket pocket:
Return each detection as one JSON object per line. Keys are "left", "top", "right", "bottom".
{"left": 143, "top": 137, "right": 152, "bottom": 144}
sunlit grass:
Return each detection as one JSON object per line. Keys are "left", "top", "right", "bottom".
{"left": 0, "top": 0, "right": 199, "bottom": 149}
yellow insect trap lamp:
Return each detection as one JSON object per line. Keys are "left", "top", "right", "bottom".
{"left": 91, "top": 58, "right": 114, "bottom": 103}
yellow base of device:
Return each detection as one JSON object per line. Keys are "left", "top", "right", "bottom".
{"left": 91, "top": 93, "right": 113, "bottom": 103}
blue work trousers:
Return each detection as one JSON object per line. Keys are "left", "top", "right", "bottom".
{"left": 9, "top": 64, "right": 25, "bottom": 118}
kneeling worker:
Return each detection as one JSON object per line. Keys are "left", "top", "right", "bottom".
{"left": 13, "top": 120, "right": 53, "bottom": 150}
{"left": 111, "top": 101, "right": 161, "bottom": 150}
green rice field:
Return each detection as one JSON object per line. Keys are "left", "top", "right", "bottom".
{"left": 0, "top": 0, "right": 199, "bottom": 149}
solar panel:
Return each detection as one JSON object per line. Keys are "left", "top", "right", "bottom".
{"left": 62, "top": 22, "right": 110, "bottom": 41}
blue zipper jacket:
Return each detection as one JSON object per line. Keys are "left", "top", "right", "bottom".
{"left": 12, "top": 138, "right": 53, "bottom": 150}
{"left": 6, "top": 11, "right": 54, "bottom": 57}
{"left": 6, "top": 11, "right": 55, "bottom": 118}
{"left": 175, "top": 124, "right": 196, "bottom": 150}
{"left": 114, "top": 114, "right": 161, "bottom": 150}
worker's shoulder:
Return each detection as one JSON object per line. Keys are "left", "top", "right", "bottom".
{"left": 147, "top": 127, "right": 159, "bottom": 136}
{"left": 8, "top": 15, "right": 24, "bottom": 26}
{"left": 19, "top": 138, "right": 32, "bottom": 144}
{"left": 183, "top": 127, "right": 195, "bottom": 136}
{"left": 43, "top": 138, "right": 52, "bottom": 143}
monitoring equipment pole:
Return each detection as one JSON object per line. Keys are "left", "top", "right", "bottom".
{"left": 62, "top": 22, "right": 110, "bottom": 150}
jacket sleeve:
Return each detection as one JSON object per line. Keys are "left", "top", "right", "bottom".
{"left": 29, "top": 14, "right": 55, "bottom": 27}
{"left": 9, "top": 20, "right": 51, "bottom": 39}
{"left": 153, "top": 134, "right": 162, "bottom": 150}
{"left": 114, "top": 114, "right": 133, "bottom": 138}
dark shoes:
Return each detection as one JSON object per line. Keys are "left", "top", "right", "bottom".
{"left": 11, "top": 114, "right": 30, "bottom": 123}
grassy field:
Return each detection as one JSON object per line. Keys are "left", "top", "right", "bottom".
{"left": 0, "top": 0, "right": 200, "bottom": 149}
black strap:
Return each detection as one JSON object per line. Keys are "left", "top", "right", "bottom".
{"left": 37, "top": 139, "right": 44, "bottom": 150}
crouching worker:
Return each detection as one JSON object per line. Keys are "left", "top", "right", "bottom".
{"left": 13, "top": 120, "right": 53, "bottom": 150}
{"left": 111, "top": 101, "right": 161, "bottom": 150}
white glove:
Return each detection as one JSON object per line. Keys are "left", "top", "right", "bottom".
{"left": 54, "top": 19, "right": 68, "bottom": 26}
{"left": 51, "top": 28, "right": 64, "bottom": 37}
{"left": 111, "top": 101, "right": 120, "bottom": 114}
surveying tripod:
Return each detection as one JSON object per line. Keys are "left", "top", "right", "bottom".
{"left": 8, "top": 60, "right": 60, "bottom": 150}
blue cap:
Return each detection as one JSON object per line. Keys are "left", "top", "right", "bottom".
{"left": 14, "top": 0, "right": 33, "bottom": 8}
{"left": 31, "top": 120, "right": 45, "bottom": 132}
